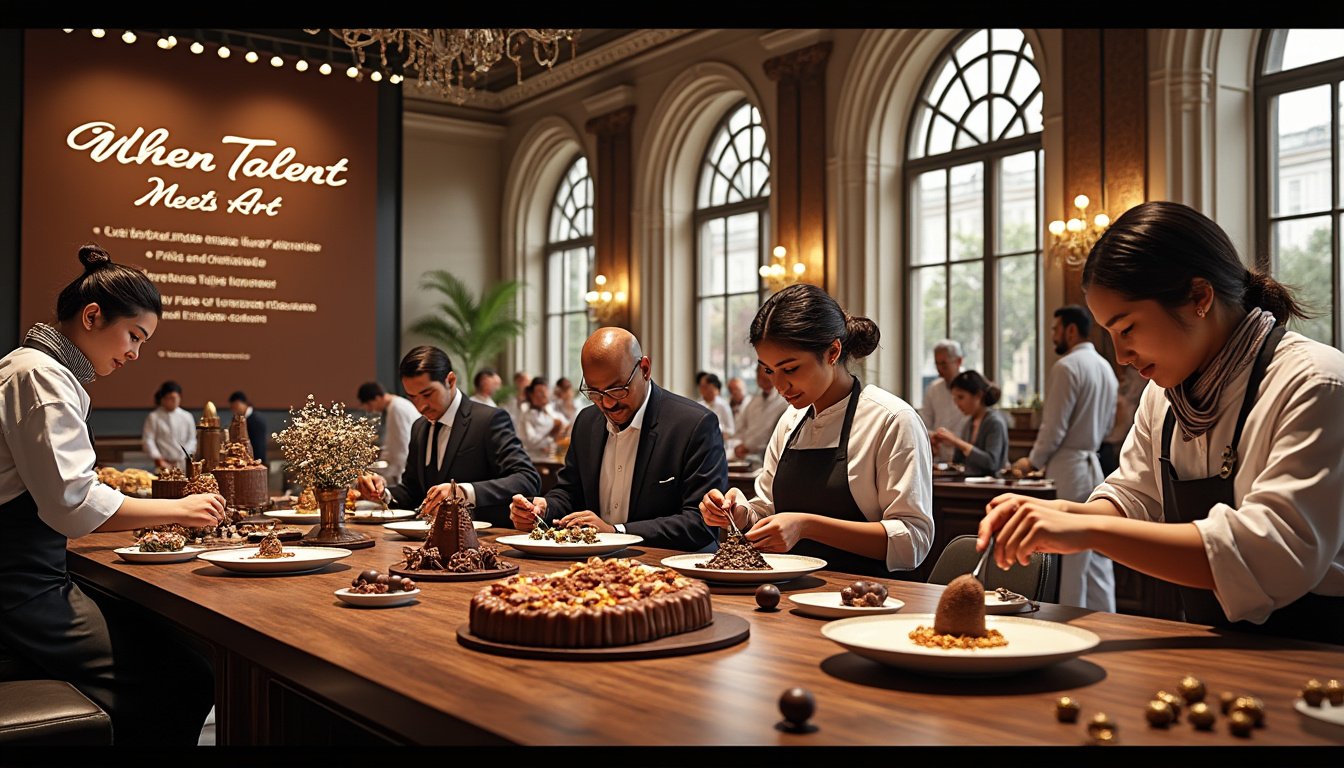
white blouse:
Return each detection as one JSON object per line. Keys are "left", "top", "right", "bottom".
{"left": 742, "top": 384, "right": 935, "bottom": 572}
{"left": 1090, "top": 331, "right": 1344, "bottom": 624}
{"left": 141, "top": 405, "right": 197, "bottom": 462}
{"left": 0, "top": 347, "right": 124, "bottom": 538}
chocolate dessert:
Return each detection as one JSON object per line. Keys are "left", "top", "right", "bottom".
{"left": 529, "top": 524, "right": 600, "bottom": 544}
{"left": 908, "top": 574, "right": 1008, "bottom": 649}
{"left": 151, "top": 465, "right": 188, "bottom": 500}
{"left": 399, "top": 480, "right": 508, "bottom": 573}
{"left": 469, "top": 556, "right": 713, "bottom": 648}
{"left": 211, "top": 416, "right": 269, "bottom": 511}
{"left": 248, "top": 531, "right": 294, "bottom": 559}
{"left": 136, "top": 529, "right": 186, "bottom": 552}
{"left": 698, "top": 531, "right": 771, "bottom": 570}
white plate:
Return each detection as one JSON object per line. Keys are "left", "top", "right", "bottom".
{"left": 788, "top": 591, "right": 905, "bottom": 619}
{"left": 1295, "top": 698, "right": 1344, "bottom": 728}
{"left": 821, "top": 614, "right": 1100, "bottom": 676}
{"left": 197, "top": 546, "right": 351, "bottom": 574}
{"left": 113, "top": 545, "right": 203, "bottom": 564}
{"left": 334, "top": 587, "right": 421, "bottom": 608}
{"left": 985, "top": 591, "right": 1033, "bottom": 614}
{"left": 659, "top": 553, "right": 827, "bottom": 584}
{"left": 963, "top": 476, "right": 1004, "bottom": 485}
{"left": 347, "top": 509, "right": 416, "bottom": 524}
{"left": 352, "top": 499, "right": 384, "bottom": 511}
{"left": 495, "top": 532, "right": 644, "bottom": 558}
{"left": 381, "top": 520, "right": 490, "bottom": 539}
{"left": 263, "top": 510, "right": 321, "bottom": 524}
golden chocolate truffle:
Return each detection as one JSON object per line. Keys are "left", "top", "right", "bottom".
{"left": 1219, "top": 690, "right": 1237, "bottom": 714}
{"left": 1326, "top": 679, "right": 1343, "bottom": 707}
{"left": 1087, "top": 712, "right": 1117, "bottom": 743}
{"left": 1187, "top": 702, "right": 1216, "bottom": 730}
{"left": 1145, "top": 699, "right": 1175, "bottom": 728}
{"left": 1228, "top": 710, "right": 1254, "bottom": 737}
{"left": 1055, "top": 696, "right": 1081, "bottom": 723}
{"left": 1229, "top": 696, "right": 1265, "bottom": 728}
{"left": 1177, "top": 675, "right": 1206, "bottom": 704}
{"left": 1155, "top": 690, "right": 1183, "bottom": 720}
{"left": 1302, "top": 679, "right": 1325, "bottom": 707}
{"left": 933, "top": 573, "right": 987, "bottom": 637}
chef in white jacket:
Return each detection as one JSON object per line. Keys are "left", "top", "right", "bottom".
{"left": 1010, "top": 304, "right": 1117, "bottom": 611}
{"left": 980, "top": 202, "right": 1344, "bottom": 645}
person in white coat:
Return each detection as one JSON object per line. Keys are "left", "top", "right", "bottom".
{"left": 979, "top": 202, "right": 1344, "bottom": 644}
{"left": 919, "top": 339, "right": 970, "bottom": 464}
{"left": 1009, "top": 305, "right": 1117, "bottom": 611}
{"left": 141, "top": 380, "right": 195, "bottom": 470}
{"left": 518, "top": 377, "right": 568, "bottom": 460}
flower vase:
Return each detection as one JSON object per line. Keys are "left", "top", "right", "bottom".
{"left": 298, "top": 486, "right": 374, "bottom": 549}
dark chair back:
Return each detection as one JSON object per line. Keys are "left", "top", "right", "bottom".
{"left": 926, "top": 535, "right": 1060, "bottom": 603}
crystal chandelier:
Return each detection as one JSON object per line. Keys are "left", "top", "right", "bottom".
{"left": 1047, "top": 195, "right": 1111, "bottom": 270}
{"left": 310, "top": 29, "right": 579, "bottom": 104}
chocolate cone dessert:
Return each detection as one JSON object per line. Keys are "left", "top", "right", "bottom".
{"left": 425, "top": 480, "right": 480, "bottom": 555}
{"left": 934, "top": 574, "right": 987, "bottom": 637}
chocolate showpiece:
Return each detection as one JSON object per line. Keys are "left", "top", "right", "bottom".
{"left": 698, "top": 531, "right": 771, "bottom": 570}
{"left": 399, "top": 480, "right": 507, "bottom": 573}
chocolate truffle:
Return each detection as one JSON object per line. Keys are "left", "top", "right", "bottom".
{"left": 779, "top": 687, "right": 815, "bottom": 728}
{"left": 755, "top": 584, "right": 781, "bottom": 611}
{"left": 1055, "top": 696, "right": 1081, "bottom": 723}
{"left": 1302, "top": 679, "right": 1325, "bottom": 707}
{"left": 1177, "top": 674, "right": 1206, "bottom": 704}
{"left": 1187, "top": 702, "right": 1215, "bottom": 730}
{"left": 1145, "top": 699, "right": 1175, "bottom": 728}
{"left": 934, "top": 574, "right": 986, "bottom": 637}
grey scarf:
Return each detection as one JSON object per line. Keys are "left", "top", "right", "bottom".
{"left": 1165, "top": 308, "right": 1276, "bottom": 441}
{"left": 23, "top": 323, "right": 97, "bottom": 384}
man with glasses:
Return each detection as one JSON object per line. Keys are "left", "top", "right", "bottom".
{"left": 508, "top": 327, "right": 723, "bottom": 551}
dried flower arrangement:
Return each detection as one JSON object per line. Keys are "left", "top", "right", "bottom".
{"left": 274, "top": 395, "right": 381, "bottom": 490}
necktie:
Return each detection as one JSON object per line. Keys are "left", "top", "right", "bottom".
{"left": 427, "top": 421, "right": 443, "bottom": 473}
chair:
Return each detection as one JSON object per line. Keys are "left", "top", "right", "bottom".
{"left": 0, "top": 643, "right": 112, "bottom": 745}
{"left": 926, "top": 534, "right": 1060, "bottom": 603}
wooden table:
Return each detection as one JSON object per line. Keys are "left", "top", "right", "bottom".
{"left": 65, "top": 527, "right": 1343, "bottom": 747}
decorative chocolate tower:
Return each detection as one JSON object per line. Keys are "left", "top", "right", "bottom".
{"left": 424, "top": 480, "right": 481, "bottom": 555}
{"left": 196, "top": 401, "right": 226, "bottom": 472}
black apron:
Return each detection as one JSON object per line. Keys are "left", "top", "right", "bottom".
{"left": 1159, "top": 325, "right": 1344, "bottom": 645}
{"left": 772, "top": 379, "right": 889, "bottom": 577}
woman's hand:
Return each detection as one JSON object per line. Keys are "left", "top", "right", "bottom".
{"left": 176, "top": 493, "right": 227, "bottom": 528}
{"left": 979, "top": 493, "right": 1091, "bottom": 569}
{"left": 699, "top": 488, "right": 745, "bottom": 529}
{"left": 744, "top": 513, "right": 808, "bottom": 553}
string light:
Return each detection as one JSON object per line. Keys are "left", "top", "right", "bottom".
{"left": 244, "top": 50, "right": 259, "bottom": 64}
{"left": 91, "top": 29, "right": 105, "bottom": 39}
{"left": 121, "top": 30, "right": 136, "bottom": 44}
{"left": 190, "top": 41, "right": 204, "bottom": 54}
{"left": 295, "top": 60, "right": 309, "bottom": 72}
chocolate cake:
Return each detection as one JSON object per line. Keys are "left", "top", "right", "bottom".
{"left": 698, "top": 531, "right": 771, "bottom": 570}
{"left": 152, "top": 466, "right": 188, "bottom": 500}
{"left": 211, "top": 416, "right": 268, "bottom": 511}
{"left": 469, "top": 556, "right": 713, "bottom": 648}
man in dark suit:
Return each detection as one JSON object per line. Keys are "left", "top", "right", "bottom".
{"left": 357, "top": 346, "right": 540, "bottom": 527}
{"left": 509, "top": 328, "right": 723, "bottom": 552}
{"left": 227, "top": 390, "right": 266, "bottom": 463}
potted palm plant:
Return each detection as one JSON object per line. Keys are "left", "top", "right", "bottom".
{"left": 409, "top": 270, "right": 528, "bottom": 395}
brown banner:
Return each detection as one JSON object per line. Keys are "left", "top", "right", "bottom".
{"left": 20, "top": 29, "right": 378, "bottom": 410}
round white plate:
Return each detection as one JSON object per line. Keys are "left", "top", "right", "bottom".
{"left": 381, "top": 520, "right": 490, "bottom": 539}
{"left": 659, "top": 553, "right": 827, "bottom": 584}
{"left": 1295, "top": 698, "right": 1344, "bottom": 728}
{"left": 114, "top": 545, "right": 203, "bottom": 564}
{"left": 352, "top": 499, "right": 384, "bottom": 511}
{"left": 788, "top": 591, "right": 905, "bottom": 619}
{"left": 197, "top": 546, "right": 351, "bottom": 574}
{"left": 821, "top": 614, "right": 1100, "bottom": 676}
{"left": 347, "top": 509, "right": 416, "bottom": 524}
{"left": 495, "top": 532, "right": 644, "bottom": 558}
{"left": 985, "top": 591, "right": 1033, "bottom": 614}
{"left": 263, "top": 510, "right": 321, "bottom": 524}
{"left": 334, "top": 587, "right": 421, "bottom": 608}
{"left": 963, "top": 476, "right": 1004, "bottom": 485}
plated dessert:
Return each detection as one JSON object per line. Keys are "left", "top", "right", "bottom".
{"left": 698, "top": 531, "right": 770, "bottom": 570}
{"left": 910, "top": 574, "right": 1008, "bottom": 649}
{"left": 392, "top": 481, "right": 515, "bottom": 580}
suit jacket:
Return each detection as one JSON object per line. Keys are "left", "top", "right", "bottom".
{"left": 953, "top": 408, "right": 1009, "bottom": 476}
{"left": 245, "top": 411, "right": 266, "bottom": 463}
{"left": 388, "top": 397, "right": 540, "bottom": 527}
{"left": 542, "top": 383, "right": 722, "bottom": 551}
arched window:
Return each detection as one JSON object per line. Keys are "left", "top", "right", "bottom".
{"left": 1256, "top": 29, "right": 1344, "bottom": 347}
{"left": 545, "top": 156, "right": 594, "bottom": 385}
{"left": 694, "top": 101, "right": 771, "bottom": 394}
{"left": 905, "top": 28, "right": 1043, "bottom": 407}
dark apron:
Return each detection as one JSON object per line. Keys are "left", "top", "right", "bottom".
{"left": 1159, "top": 325, "right": 1344, "bottom": 645}
{"left": 772, "top": 379, "right": 889, "bottom": 577}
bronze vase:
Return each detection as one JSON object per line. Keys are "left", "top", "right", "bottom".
{"left": 298, "top": 486, "right": 374, "bottom": 549}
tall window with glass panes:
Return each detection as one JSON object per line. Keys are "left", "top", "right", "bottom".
{"left": 545, "top": 156, "right": 595, "bottom": 385}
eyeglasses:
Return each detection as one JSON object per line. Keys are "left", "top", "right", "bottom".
{"left": 579, "top": 361, "right": 642, "bottom": 403}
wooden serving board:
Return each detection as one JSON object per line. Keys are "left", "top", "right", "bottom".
{"left": 454, "top": 614, "right": 750, "bottom": 661}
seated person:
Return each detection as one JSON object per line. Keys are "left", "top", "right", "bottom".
{"left": 509, "top": 328, "right": 722, "bottom": 552}
{"left": 929, "top": 370, "right": 1009, "bottom": 477}
{"left": 517, "top": 377, "right": 568, "bottom": 459}
{"left": 732, "top": 362, "right": 790, "bottom": 465}
{"left": 357, "top": 346, "right": 540, "bottom": 527}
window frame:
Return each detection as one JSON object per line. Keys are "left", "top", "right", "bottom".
{"left": 544, "top": 154, "right": 596, "bottom": 385}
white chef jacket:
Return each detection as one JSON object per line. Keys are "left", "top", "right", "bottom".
{"left": 702, "top": 395, "right": 735, "bottom": 439}
{"left": 741, "top": 385, "right": 934, "bottom": 572}
{"left": 734, "top": 389, "right": 790, "bottom": 457}
{"left": 0, "top": 347, "right": 124, "bottom": 538}
{"left": 1090, "top": 330, "right": 1344, "bottom": 624}
{"left": 920, "top": 377, "right": 970, "bottom": 463}
{"left": 378, "top": 394, "right": 419, "bottom": 485}
{"left": 141, "top": 405, "right": 196, "bottom": 463}
{"left": 519, "top": 402, "right": 567, "bottom": 459}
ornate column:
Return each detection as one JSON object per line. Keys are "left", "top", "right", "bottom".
{"left": 584, "top": 105, "right": 635, "bottom": 328}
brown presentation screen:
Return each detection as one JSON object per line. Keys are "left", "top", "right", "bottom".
{"left": 20, "top": 29, "right": 378, "bottom": 410}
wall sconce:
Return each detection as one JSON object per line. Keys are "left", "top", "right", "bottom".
{"left": 584, "top": 274, "right": 627, "bottom": 325}
{"left": 1047, "top": 195, "right": 1111, "bottom": 269}
{"left": 758, "top": 245, "right": 807, "bottom": 293}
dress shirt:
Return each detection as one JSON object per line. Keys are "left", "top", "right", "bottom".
{"left": 141, "top": 406, "right": 197, "bottom": 463}
{"left": 0, "top": 347, "right": 124, "bottom": 538}
{"left": 1089, "top": 331, "right": 1344, "bottom": 624}
{"left": 742, "top": 385, "right": 935, "bottom": 572}
{"left": 378, "top": 394, "right": 419, "bottom": 484}
{"left": 469, "top": 393, "right": 496, "bottom": 408}
{"left": 599, "top": 391, "right": 651, "bottom": 527}
{"left": 384, "top": 387, "right": 475, "bottom": 506}
{"left": 702, "top": 395, "right": 735, "bottom": 438}
{"left": 519, "top": 403, "right": 567, "bottom": 459}
{"left": 734, "top": 389, "right": 790, "bottom": 457}
{"left": 1029, "top": 342, "right": 1117, "bottom": 495}
{"left": 919, "top": 377, "right": 970, "bottom": 463}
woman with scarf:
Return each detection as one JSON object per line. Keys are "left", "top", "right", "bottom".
{"left": 0, "top": 245, "right": 225, "bottom": 742}
{"left": 978, "top": 201, "right": 1344, "bottom": 644}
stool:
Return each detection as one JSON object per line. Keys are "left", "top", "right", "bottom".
{"left": 0, "top": 680, "right": 112, "bottom": 745}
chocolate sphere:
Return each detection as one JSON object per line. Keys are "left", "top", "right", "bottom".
{"left": 839, "top": 587, "right": 856, "bottom": 605}
{"left": 1228, "top": 710, "right": 1254, "bottom": 737}
{"left": 386, "top": 575, "right": 404, "bottom": 591}
{"left": 1302, "top": 679, "right": 1325, "bottom": 707}
{"left": 1230, "top": 696, "right": 1264, "bottom": 727}
{"left": 376, "top": 574, "right": 390, "bottom": 585}
{"left": 400, "top": 579, "right": 417, "bottom": 592}
{"left": 779, "top": 687, "right": 815, "bottom": 726}
{"left": 870, "top": 582, "right": 889, "bottom": 601}
{"left": 1055, "top": 696, "right": 1081, "bottom": 723}
{"left": 1145, "top": 699, "right": 1175, "bottom": 728}
{"left": 358, "top": 569, "right": 380, "bottom": 584}
{"left": 755, "top": 584, "right": 781, "bottom": 610}
{"left": 1086, "top": 713, "right": 1117, "bottom": 743}
{"left": 851, "top": 581, "right": 872, "bottom": 597}
{"left": 1155, "top": 690, "right": 1183, "bottom": 719}
{"left": 1187, "top": 702, "right": 1215, "bottom": 730}
{"left": 1177, "top": 675, "right": 1206, "bottom": 704}
{"left": 1325, "top": 679, "right": 1343, "bottom": 706}
{"left": 1219, "top": 691, "right": 1237, "bottom": 714}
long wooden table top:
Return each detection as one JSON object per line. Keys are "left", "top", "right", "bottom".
{"left": 67, "top": 526, "right": 1344, "bottom": 747}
